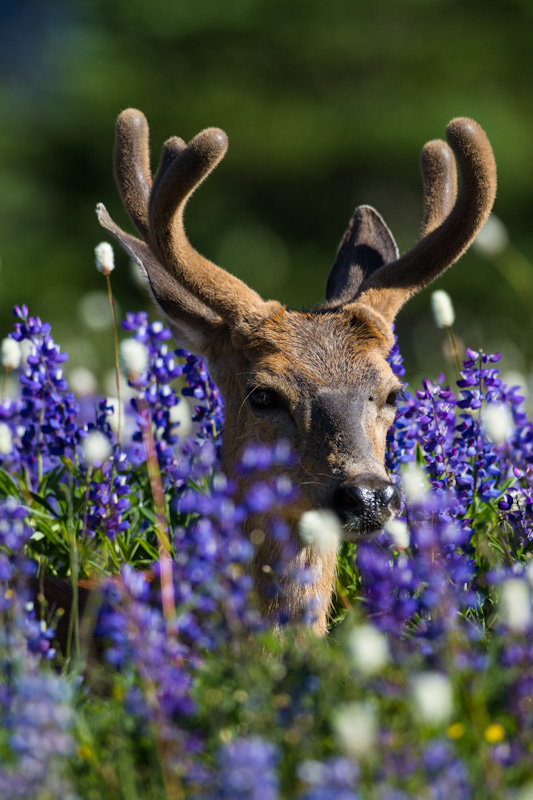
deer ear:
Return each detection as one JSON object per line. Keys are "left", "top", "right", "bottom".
{"left": 97, "top": 203, "right": 224, "bottom": 355}
{"left": 324, "top": 205, "right": 399, "bottom": 306}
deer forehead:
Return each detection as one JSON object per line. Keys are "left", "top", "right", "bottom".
{"left": 243, "top": 307, "right": 395, "bottom": 391}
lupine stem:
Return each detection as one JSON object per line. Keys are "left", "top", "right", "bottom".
{"left": 138, "top": 398, "right": 175, "bottom": 620}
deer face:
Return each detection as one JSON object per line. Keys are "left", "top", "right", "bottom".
{"left": 97, "top": 109, "right": 496, "bottom": 631}
{"left": 209, "top": 305, "right": 402, "bottom": 538}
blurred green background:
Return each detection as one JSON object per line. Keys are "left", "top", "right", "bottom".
{"left": 1, "top": 0, "right": 532, "bottom": 395}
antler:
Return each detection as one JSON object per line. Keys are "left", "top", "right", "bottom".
{"left": 97, "top": 109, "right": 267, "bottom": 339}
{"left": 419, "top": 138, "right": 457, "bottom": 236}
{"left": 324, "top": 133, "right": 457, "bottom": 307}
{"left": 356, "top": 117, "right": 496, "bottom": 323}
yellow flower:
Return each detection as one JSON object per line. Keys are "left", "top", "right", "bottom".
{"left": 484, "top": 723, "right": 505, "bottom": 744}
{"left": 447, "top": 722, "right": 466, "bottom": 740}
{"left": 77, "top": 744, "right": 94, "bottom": 761}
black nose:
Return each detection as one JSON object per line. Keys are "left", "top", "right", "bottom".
{"left": 331, "top": 479, "right": 401, "bottom": 534}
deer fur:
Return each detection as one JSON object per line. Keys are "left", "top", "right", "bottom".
{"left": 40, "top": 112, "right": 495, "bottom": 642}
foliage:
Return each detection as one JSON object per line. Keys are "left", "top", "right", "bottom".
{"left": 1, "top": 0, "right": 533, "bottom": 375}
{"left": 1, "top": 297, "right": 533, "bottom": 800}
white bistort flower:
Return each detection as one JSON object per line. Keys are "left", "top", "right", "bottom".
{"left": 298, "top": 509, "right": 341, "bottom": 554}
{"left": 20, "top": 339, "right": 36, "bottom": 365}
{"left": 69, "top": 367, "right": 97, "bottom": 397}
{"left": 82, "top": 431, "right": 112, "bottom": 467}
{"left": 1, "top": 338, "right": 21, "bottom": 371}
{"left": 473, "top": 214, "right": 509, "bottom": 258}
{"left": 119, "top": 339, "right": 149, "bottom": 378}
{"left": 94, "top": 242, "right": 115, "bottom": 275}
{"left": 482, "top": 402, "right": 514, "bottom": 444}
{"left": 0, "top": 423, "right": 13, "bottom": 455}
{"left": 411, "top": 672, "right": 453, "bottom": 726}
{"left": 332, "top": 702, "right": 377, "bottom": 758}
{"left": 430, "top": 290, "right": 455, "bottom": 329}
{"left": 500, "top": 578, "right": 532, "bottom": 633}
{"left": 169, "top": 399, "right": 193, "bottom": 438}
{"left": 347, "top": 623, "right": 390, "bottom": 674}
{"left": 401, "top": 463, "right": 430, "bottom": 504}
{"left": 104, "top": 397, "right": 123, "bottom": 435}
{"left": 385, "top": 518, "right": 410, "bottom": 550}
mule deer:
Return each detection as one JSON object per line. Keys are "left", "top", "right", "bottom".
{"left": 93, "top": 112, "right": 496, "bottom": 635}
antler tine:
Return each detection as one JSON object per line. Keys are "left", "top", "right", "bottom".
{"left": 148, "top": 128, "right": 265, "bottom": 323}
{"left": 114, "top": 109, "right": 153, "bottom": 239}
{"left": 358, "top": 118, "right": 496, "bottom": 322}
{"left": 420, "top": 139, "right": 457, "bottom": 236}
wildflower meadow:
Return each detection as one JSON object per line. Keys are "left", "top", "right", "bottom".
{"left": 1, "top": 249, "right": 533, "bottom": 799}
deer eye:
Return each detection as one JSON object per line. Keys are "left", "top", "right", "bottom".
{"left": 249, "top": 387, "right": 281, "bottom": 411}
{"left": 386, "top": 389, "right": 403, "bottom": 407}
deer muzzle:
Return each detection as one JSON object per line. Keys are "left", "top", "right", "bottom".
{"left": 331, "top": 477, "right": 401, "bottom": 537}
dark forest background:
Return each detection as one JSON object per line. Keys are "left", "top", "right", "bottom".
{"left": 1, "top": 0, "right": 532, "bottom": 393}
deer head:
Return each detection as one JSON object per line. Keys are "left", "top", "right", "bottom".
{"left": 97, "top": 111, "right": 496, "bottom": 634}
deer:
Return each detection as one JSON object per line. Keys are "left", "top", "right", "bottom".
{"left": 37, "top": 111, "right": 497, "bottom": 645}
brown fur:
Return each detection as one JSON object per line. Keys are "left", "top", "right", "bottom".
{"left": 63, "top": 112, "right": 496, "bottom": 639}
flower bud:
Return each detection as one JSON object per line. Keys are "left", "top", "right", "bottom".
{"left": 0, "top": 423, "right": 13, "bottom": 455}
{"left": 82, "top": 431, "right": 112, "bottom": 466}
{"left": 347, "top": 623, "right": 390, "bottom": 674}
{"left": 385, "top": 518, "right": 410, "bottom": 550}
{"left": 482, "top": 402, "right": 514, "bottom": 444}
{"left": 1, "top": 338, "right": 21, "bottom": 371}
{"left": 473, "top": 214, "right": 508, "bottom": 257}
{"left": 94, "top": 242, "right": 115, "bottom": 275}
{"left": 500, "top": 578, "right": 531, "bottom": 632}
{"left": 411, "top": 672, "right": 453, "bottom": 726}
{"left": 119, "top": 339, "right": 149, "bottom": 378}
{"left": 298, "top": 509, "right": 341, "bottom": 554}
{"left": 332, "top": 702, "right": 377, "bottom": 758}
{"left": 431, "top": 290, "right": 455, "bottom": 329}
{"left": 69, "top": 367, "right": 97, "bottom": 397}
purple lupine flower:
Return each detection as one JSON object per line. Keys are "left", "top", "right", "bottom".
{"left": 4, "top": 306, "right": 83, "bottom": 483}
{"left": 216, "top": 737, "right": 280, "bottom": 800}
{"left": 298, "top": 757, "right": 360, "bottom": 800}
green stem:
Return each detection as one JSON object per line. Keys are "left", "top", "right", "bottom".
{"left": 445, "top": 325, "right": 462, "bottom": 378}
{"left": 106, "top": 273, "right": 122, "bottom": 450}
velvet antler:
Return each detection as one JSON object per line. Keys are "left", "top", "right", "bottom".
{"left": 324, "top": 135, "right": 458, "bottom": 307}
{"left": 356, "top": 117, "right": 496, "bottom": 322}
{"left": 97, "top": 109, "right": 271, "bottom": 352}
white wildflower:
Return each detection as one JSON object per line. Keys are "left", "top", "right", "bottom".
{"left": 0, "top": 423, "right": 13, "bottom": 455}
{"left": 332, "top": 702, "right": 377, "bottom": 758}
{"left": 69, "top": 367, "right": 97, "bottom": 397}
{"left": 500, "top": 578, "right": 532, "bottom": 633}
{"left": 385, "top": 518, "right": 410, "bottom": 550}
{"left": 79, "top": 292, "right": 114, "bottom": 332}
{"left": 169, "top": 399, "right": 193, "bottom": 438}
{"left": 482, "top": 402, "right": 514, "bottom": 444}
{"left": 473, "top": 214, "right": 509, "bottom": 258}
{"left": 20, "top": 339, "right": 36, "bottom": 365}
{"left": 525, "top": 561, "right": 533, "bottom": 588}
{"left": 94, "top": 241, "right": 115, "bottom": 275}
{"left": 104, "top": 397, "right": 122, "bottom": 435}
{"left": 1, "top": 338, "right": 21, "bottom": 371}
{"left": 516, "top": 781, "right": 533, "bottom": 800}
{"left": 298, "top": 509, "right": 341, "bottom": 554}
{"left": 81, "top": 431, "right": 112, "bottom": 467}
{"left": 411, "top": 672, "right": 453, "bottom": 726}
{"left": 119, "top": 339, "right": 149, "bottom": 377}
{"left": 431, "top": 290, "right": 455, "bottom": 329}
{"left": 347, "top": 623, "right": 390, "bottom": 674}
{"left": 401, "top": 463, "right": 429, "bottom": 504}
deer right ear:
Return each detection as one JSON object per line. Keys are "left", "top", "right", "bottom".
{"left": 324, "top": 205, "right": 399, "bottom": 306}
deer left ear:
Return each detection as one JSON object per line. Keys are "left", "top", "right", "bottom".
{"left": 324, "top": 205, "right": 399, "bottom": 306}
